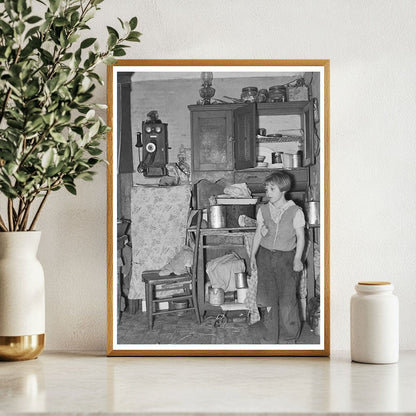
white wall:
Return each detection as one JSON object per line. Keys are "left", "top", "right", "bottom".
{"left": 38, "top": 0, "right": 416, "bottom": 351}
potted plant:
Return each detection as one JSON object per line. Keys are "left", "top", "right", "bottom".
{"left": 0, "top": 0, "right": 140, "bottom": 360}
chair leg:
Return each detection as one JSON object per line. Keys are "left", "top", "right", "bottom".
{"left": 192, "top": 284, "right": 201, "bottom": 324}
{"left": 145, "top": 282, "right": 154, "bottom": 330}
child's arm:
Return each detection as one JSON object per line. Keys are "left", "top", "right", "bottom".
{"left": 293, "top": 227, "right": 305, "bottom": 272}
{"left": 250, "top": 225, "right": 262, "bottom": 272}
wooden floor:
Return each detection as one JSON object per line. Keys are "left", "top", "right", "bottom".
{"left": 117, "top": 309, "right": 320, "bottom": 345}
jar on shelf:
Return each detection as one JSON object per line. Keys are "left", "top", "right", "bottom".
{"left": 241, "top": 87, "right": 258, "bottom": 102}
{"left": 350, "top": 281, "right": 399, "bottom": 364}
{"left": 256, "top": 88, "right": 269, "bottom": 103}
{"left": 268, "top": 85, "right": 287, "bottom": 102}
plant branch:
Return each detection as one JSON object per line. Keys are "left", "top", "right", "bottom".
{"left": 7, "top": 199, "right": 14, "bottom": 231}
{"left": 15, "top": 198, "right": 32, "bottom": 231}
{"left": 0, "top": 214, "right": 8, "bottom": 232}
{"left": 20, "top": 199, "right": 33, "bottom": 231}
{"left": 29, "top": 190, "right": 50, "bottom": 231}
{"left": 14, "top": 199, "right": 24, "bottom": 231}
{"left": 18, "top": 120, "right": 58, "bottom": 169}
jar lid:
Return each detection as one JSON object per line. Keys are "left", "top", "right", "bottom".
{"left": 269, "top": 85, "right": 286, "bottom": 92}
{"left": 355, "top": 281, "right": 394, "bottom": 293}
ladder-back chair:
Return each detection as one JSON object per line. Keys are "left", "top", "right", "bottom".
{"left": 142, "top": 209, "right": 202, "bottom": 330}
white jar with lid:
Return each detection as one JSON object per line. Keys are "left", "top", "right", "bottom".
{"left": 350, "top": 281, "right": 399, "bottom": 364}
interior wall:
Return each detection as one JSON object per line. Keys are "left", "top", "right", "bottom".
{"left": 129, "top": 75, "right": 307, "bottom": 185}
{"left": 34, "top": 0, "right": 416, "bottom": 352}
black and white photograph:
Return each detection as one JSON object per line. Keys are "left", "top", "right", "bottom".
{"left": 108, "top": 61, "right": 329, "bottom": 356}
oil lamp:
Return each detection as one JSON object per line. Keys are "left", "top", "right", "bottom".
{"left": 199, "top": 72, "right": 215, "bottom": 105}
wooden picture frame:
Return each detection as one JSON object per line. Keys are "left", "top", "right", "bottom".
{"left": 107, "top": 60, "right": 330, "bottom": 356}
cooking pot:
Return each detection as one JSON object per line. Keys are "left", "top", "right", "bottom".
{"left": 283, "top": 152, "right": 302, "bottom": 169}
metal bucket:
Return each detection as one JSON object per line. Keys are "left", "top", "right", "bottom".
{"left": 235, "top": 272, "right": 248, "bottom": 289}
{"left": 208, "top": 205, "right": 226, "bottom": 228}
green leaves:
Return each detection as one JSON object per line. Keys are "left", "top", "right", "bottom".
{"left": 0, "top": 0, "right": 142, "bottom": 230}
{"left": 106, "top": 26, "right": 119, "bottom": 38}
{"left": 50, "top": 131, "right": 67, "bottom": 144}
{"left": 25, "top": 16, "right": 42, "bottom": 24}
{"left": 49, "top": 0, "right": 59, "bottom": 13}
{"left": 127, "top": 31, "right": 141, "bottom": 42}
{"left": 41, "top": 148, "right": 55, "bottom": 169}
{"left": 102, "top": 56, "right": 117, "bottom": 65}
{"left": 80, "top": 37, "right": 96, "bottom": 49}
{"left": 129, "top": 17, "right": 138, "bottom": 30}
{"left": 0, "top": 20, "right": 13, "bottom": 35}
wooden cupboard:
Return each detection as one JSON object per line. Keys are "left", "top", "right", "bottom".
{"left": 188, "top": 101, "right": 314, "bottom": 186}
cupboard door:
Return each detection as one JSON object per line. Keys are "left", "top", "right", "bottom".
{"left": 257, "top": 101, "right": 315, "bottom": 167}
{"left": 191, "top": 109, "right": 234, "bottom": 171}
{"left": 234, "top": 103, "right": 257, "bottom": 170}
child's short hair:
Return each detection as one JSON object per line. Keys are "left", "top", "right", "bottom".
{"left": 264, "top": 171, "right": 292, "bottom": 192}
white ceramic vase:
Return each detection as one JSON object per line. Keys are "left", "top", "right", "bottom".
{"left": 350, "top": 281, "right": 399, "bottom": 364}
{"left": 0, "top": 231, "right": 45, "bottom": 361}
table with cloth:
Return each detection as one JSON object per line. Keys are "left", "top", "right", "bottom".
{"left": 128, "top": 184, "right": 191, "bottom": 302}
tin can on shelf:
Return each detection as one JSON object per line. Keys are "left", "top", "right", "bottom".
{"left": 209, "top": 287, "right": 225, "bottom": 306}
{"left": 235, "top": 272, "right": 248, "bottom": 289}
{"left": 282, "top": 152, "right": 302, "bottom": 169}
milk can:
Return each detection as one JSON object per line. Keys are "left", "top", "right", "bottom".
{"left": 350, "top": 281, "right": 399, "bottom": 364}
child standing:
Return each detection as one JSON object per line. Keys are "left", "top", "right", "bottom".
{"left": 250, "top": 171, "right": 305, "bottom": 344}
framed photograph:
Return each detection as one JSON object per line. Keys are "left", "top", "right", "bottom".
{"left": 107, "top": 60, "right": 330, "bottom": 356}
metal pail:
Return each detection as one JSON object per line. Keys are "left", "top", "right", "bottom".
{"left": 305, "top": 201, "right": 320, "bottom": 226}
{"left": 208, "top": 205, "right": 226, "bottom": 228}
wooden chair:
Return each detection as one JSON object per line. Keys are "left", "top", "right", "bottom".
{"left": 142, "top": 209, "right": 202, "bottom": 330}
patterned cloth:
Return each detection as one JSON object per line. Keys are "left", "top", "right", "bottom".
{"left": 243, "top": 233, "right": 261, "bottom": 324}
{"left": 128, "top": 185, "right": 191, "bottom": 300}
